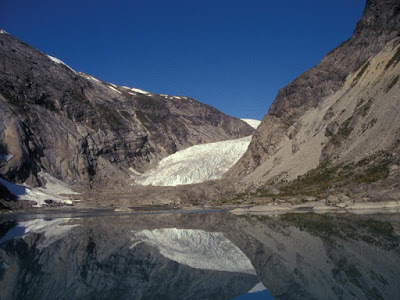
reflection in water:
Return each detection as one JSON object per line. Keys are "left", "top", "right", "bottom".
{"left": 0, "top": 212, "right": 399, "bottom": 299}
{"left": 131, "top": 228, "right": 256, "bottom": 274}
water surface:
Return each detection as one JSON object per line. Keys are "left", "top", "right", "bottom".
{"left": 1, "top": 211, "right": 399, "bottom": 299}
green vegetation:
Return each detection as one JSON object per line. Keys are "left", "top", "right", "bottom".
{"left": 231, "top": 151, "right": 393, "bottom": 203}
{"left": 337, "top": 117, "right": 353, "bottom": 138}
{"left": 353, "top": 61, "right": 370, "bottom": 84}
{"left": 385, "top": 75, "right": 399, "bottom": 93}
{"left": 361, "top": 117, "right": 377, "bottom": 134}
{"left": 359, "top": 99, "right": 372, "bottom": 117}
{"left": 325, "top": 117, "right": 354, "bottom": 146}
{"left": 263, "top": 151, "right": 393, "bottom": 199}
{"left": 354, "top": 152, "right": 391, "bottom": 183}
{"left": 277, "top": 161, "right": 348, "bottom": 197}
{"left": 385, "top": 47, "right": 400, "bottom": 71}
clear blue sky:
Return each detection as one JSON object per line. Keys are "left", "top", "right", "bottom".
{"left": 0, "top": 0, "right": 365, "bottom": 120}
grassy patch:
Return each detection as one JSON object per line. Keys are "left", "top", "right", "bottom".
{"left": 274, "top": 151, "right": 393, "bottom": 197}
{"left": 326, "top": 117, "right": 354, "bottom": 146}
{"left": 280, "top": 161, "right": 346, "bottom": 195}
{"left": 354, "top": 155, "right": 391, "bottom": 184}
{"left": 353, "top": 61, "right": 370, "bottom": 84}
{"left": 337, "top": 117, "right": 353, "bottom": 138}
{"left": 385, "top": 47, "right": 400, "bottom": 71}
{"left": 385, "top": 75, "right": 399, "bottom": 93}
{"left": 359, "top": 99, "right": 372, "bottom": 117}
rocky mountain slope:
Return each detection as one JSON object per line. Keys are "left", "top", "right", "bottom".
{"left": 227, "top": 0, "right": 400, "bottom": 198}
{"left": 0, "top": 30, "right": 253, "bottom": 192}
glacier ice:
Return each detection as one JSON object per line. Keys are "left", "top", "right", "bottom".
{"left": 134, "top": 119, "right": 260, "bottom": 186}
{"left": 134, "top": 136, "right": 252, "bottom": 186}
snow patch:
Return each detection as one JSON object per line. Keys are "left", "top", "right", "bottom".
{"left": 135, "top": 136, "right": 252, "bottom": 186}
{"left": 0, "top": 172, "right": 79, "bottom": 207}
{"left": 80, "top": 73, "right": 101, "bottom": 83}
{"left": 0, "top": 218, "right": 78, "bottom": 248}
{"left": 129, "top": 167, "right": 143, "bottom": 176}
{"left": 0, "top": 29, "right": 8, "bottom": 34}
{"left": 241, "top": 119, "right": 261, "bottom": 129}
{"left": 108, "top": 85, "right": 122, "bottom": 94}
{"left": 46, "top": 55, "right": 75, "bottom": 72}
{"left": 131, "top": 228, "right": 256, "bottom": 274}
{"left": 131, "top": 88, "right": 149, "bottom": 94}
{"left": 121, "top": 86, "right": 149, "bottom": 94}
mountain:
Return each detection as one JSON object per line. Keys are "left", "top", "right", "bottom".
{"left": 0, "top": 30, "right": 253, "bottom": 194}
{"left": 227, "top": 0, "right": 400, "bottom": 200}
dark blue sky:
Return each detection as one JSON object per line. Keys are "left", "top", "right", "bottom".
{"left": 1, "top": 0, "right": 365, "bottom": 120}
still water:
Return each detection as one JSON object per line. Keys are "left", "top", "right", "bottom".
{"left": 0, "top": 211, "right": 399, "bottom": 299}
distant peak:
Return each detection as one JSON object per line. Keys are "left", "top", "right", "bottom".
{"left": 241, "top": 119, "right": 261, "bottom": 129}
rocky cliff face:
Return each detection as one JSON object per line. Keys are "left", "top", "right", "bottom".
{"left": 0, "top": 32, "right": 253, "bottom": 189}
{"left": 228, "top": 0, "right": 400, "bottom": 193}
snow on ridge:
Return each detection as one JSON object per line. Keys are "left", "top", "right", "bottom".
{"left": 108, "top": 85, "right": 122, "bottom": 94}
{"left": 130, "top": 87, "right": 149, "bottom": 94}
{"left": 121, "top": 86, "right": 149, "bottom": 95}
{"left": 80, "top": 73, "right": 102, "bottom": 83}
{"left": 131, "top": 228, "right": 256, "bottom": 275}
{"left": 46, "top": 55, "right": 75, "bottom": 72}
{"left": 241, "top": 119, "right": 261, "bottom": 129}
{"left": 0, "top": 29, "right": 8, "bottom": 34}
{"left": 135, "top": 136, "right": 252, "bottom": 186}
{"left": 0, "top": 171, "right": 79, "bottom": 207}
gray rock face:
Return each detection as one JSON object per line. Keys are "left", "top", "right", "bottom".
{"left": 228, "top": 0, "right": 400, "bottom": 178}
{"left": 0, "top": 33, "right": 253, "bottom": 188}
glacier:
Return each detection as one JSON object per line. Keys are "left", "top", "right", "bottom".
{"left": 134, "top": 119, "right": 260, "bottom": 186}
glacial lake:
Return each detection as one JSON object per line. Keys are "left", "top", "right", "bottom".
{"left": 1, "top": 210, "right": 400, "bottom": 300}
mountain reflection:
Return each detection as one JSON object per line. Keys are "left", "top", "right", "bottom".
{"left": 1, "top": 212, "right": 399, "bottom": 299}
